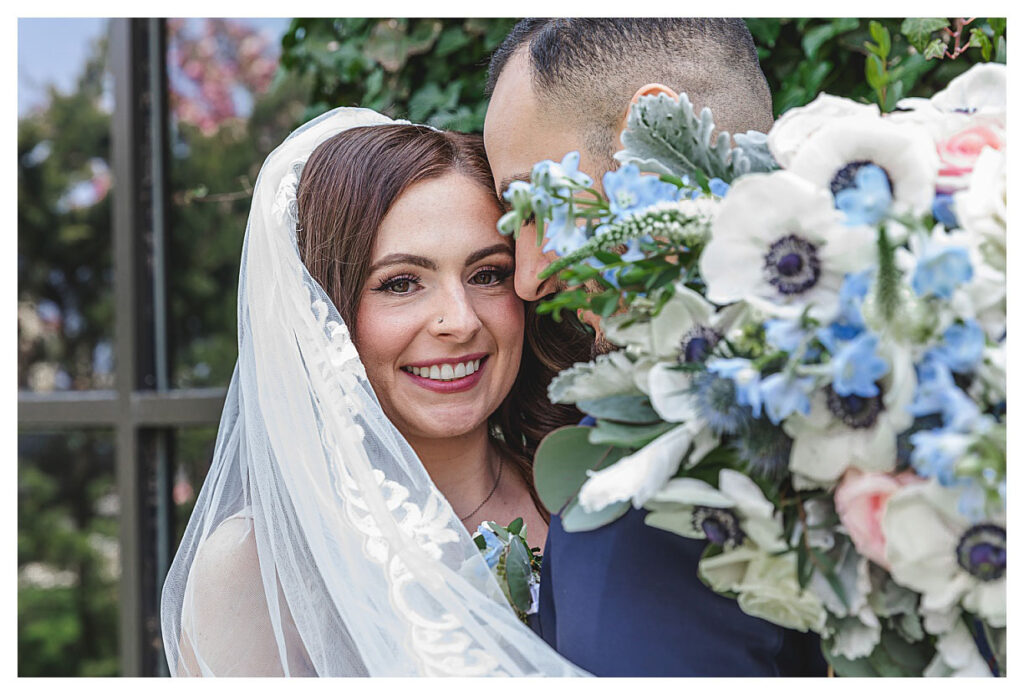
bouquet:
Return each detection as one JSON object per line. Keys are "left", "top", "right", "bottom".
{"left": 502, "top": 62, "right": 1006, "bottom": 676}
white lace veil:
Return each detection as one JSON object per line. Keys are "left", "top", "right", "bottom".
{"left": 159, "top": 107, "right": 586, "bottom": 676}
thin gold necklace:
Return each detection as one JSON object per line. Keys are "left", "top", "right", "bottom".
{"left": 458, "top": 457, "right": 504, "bottom": 522}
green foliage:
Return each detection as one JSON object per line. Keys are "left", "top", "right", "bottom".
{"left": 278, "top": 18, "right": 517, "bottom": 131}
{"left": 532, "top": 426, "right": 630, "bottom": 514}
{"left": 18, "top": 432, "right": 120, "bottom": 676}
{"left": 747, "top": 18, "right": 1001, "bottom": 117}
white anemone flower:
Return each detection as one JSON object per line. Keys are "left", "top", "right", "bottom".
{"left": 768, "top": 94, "right": 880, "bottom": 169}
{"left": 547, "top": 350, "right": 641, "bottom": 404}
{"left": 786, "top": 116, "right": 939, "bottom": 218}
{"left": 930, "top": 63, "right": 1006, "bottom": 115}
{"left": 923, "top": 618, "right": 994, "bottom": 677}
{"left": 883, "top": 480, "right": 1006, "bottom": 628}
{"left": 700, "top": 171, "right": 876, "bottom": 321}
{"left": 577, "top": 421, "right": 699, "bottom": 512}
{"left": 955, "top": 146, "right": 1006, "bottom": 273}
{"left": 784, "top": 342, "right": 916, "bottom": 489}
{"left": 604, "top": 283, "right": 746, "bottom": 361}
{"left": 643, "top": 469, "right": 787, "bottom": 552}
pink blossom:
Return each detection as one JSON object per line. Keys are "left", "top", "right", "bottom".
{"left": 834, "top": 468, "right": 920, "bottom": 570}
{"left": 936, "top": 117, "right": 1005, "bottom": 191}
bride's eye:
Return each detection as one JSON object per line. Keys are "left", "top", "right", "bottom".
{"left": 372, "top": 273, "right": 419, "bottom": 295}
{"left": 469, "top": 267, "right": 512, "bottom": 286}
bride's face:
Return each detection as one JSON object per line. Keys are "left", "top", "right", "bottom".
{"left": 354, "top": 172, "right": 524, "bottom": 443}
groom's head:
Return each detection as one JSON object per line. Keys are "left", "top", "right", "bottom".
{"left": 483, "top": 18, "right": 773, "bottom": 306}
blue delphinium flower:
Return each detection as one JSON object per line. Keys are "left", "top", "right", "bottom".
{"left": 759, "top": 372, "right": 815, "bottom": 425}
{"left": 602, "top": 163, "right": 677, "bottom": 220}
{"left": 834, "top": 164, "right": 893, "bottom": 225}
{"left": 909, "top": 427, "right": 971, "bottom": 485}
{"left": 909, "top": 356, "right": 957, "bottom": 418}
{"left": 708, "top": 177, "right": 730, "bottom": 197}
{"left": 827, "top": 270, "right": 872, "bottom": 342}
{"left": 930, "top": 320, "right": 986, "bottom": 374}
{"left": 476, "top": 524, "right": 504, "bottom": 569}
{"left": 830, "top": 332, "right": 889, "bottom": 398}
{"left": 932, "top": 192, "right": 959, "bottom": 229}
{"left": 542, "top": 205, "right": 588, "bottom": 257}
{"left": 911, "top": 244, "right": 973, "bottom": 299}
{"left": 707, "top": 358, "right": 763, "bottom": 418}
{"left": 534, "top": 151, "right": 592, "bottom": 190}
{"left": 764, "top": 318, "right": 806, "bottom": 353}
{"left": 687, "top": 371, "right": 753, "bottom": 435}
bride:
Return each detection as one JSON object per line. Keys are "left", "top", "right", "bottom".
{"left": 160, "top": 108, "right": 590, "bottom": 676}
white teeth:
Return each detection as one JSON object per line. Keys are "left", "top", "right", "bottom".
{"left": 406, "top": 358, "right": 485, "bottom": 381}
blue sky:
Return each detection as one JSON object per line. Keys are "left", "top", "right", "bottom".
{"left": 18, "top": 18, "right": 291, "bottom": 116}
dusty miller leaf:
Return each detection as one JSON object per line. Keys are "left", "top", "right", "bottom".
{"left": 615, "top": 93, "right": 776, "bottom": 184}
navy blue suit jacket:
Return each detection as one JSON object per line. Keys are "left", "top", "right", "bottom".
{"left": 535, "top": 507, "right": 828, "bottom": 677}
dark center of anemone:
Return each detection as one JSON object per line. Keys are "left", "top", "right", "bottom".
{"left": 692, "top": 506, "right": 745, "bottom": 549}
{"left": 763, "top": 234, "right": 821, "bottom": 296}
{"left": 679, "top": 325, "right": 722, "bottom": 364}
{"left": 829, "top": 160, "right": 894, "bottom": 197}
{"left": 777, "top": 253, "right": 804, "bottom": 277}
{"left": 826, "top": 385, "right": 885, "bottom": 429}
{"left": 956, "top": 523, "right": 1006, "bottom": 581}
{"left": 954, "top": 107, "right": 978, "bottom": 115}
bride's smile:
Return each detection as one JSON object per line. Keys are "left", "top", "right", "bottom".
{"left": 355, "top": 171, "right": 524, "bottom": 443}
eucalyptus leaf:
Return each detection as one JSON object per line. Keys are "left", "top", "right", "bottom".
{"left": 577, "top": 394, "right": 662, "bottom": 424}
{"left": 588, "top": 419, "right": 676, "bottom": 448}
{"left": 561, "top": 497, "right": 630, "bottom": 532}
{"left": 505, "top": 537, "right": 534, "bottom": 611}
{"left": 506, "top": 517, "right": 524, "bottom": 536}
{"left": 533, "top": 426, "right": 630, "bottom": 514}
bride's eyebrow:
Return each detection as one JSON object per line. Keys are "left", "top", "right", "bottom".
{"left": 368, "top": 254, "right": 438, "bottom": 274}
{"left": 465, "top": 244, "right": 513, "bottom": 267}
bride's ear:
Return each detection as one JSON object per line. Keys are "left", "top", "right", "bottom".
{"left": 618, "top": 83, "right": 680, "bottom": 133}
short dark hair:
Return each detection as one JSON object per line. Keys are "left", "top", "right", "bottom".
{"left": 487, "top": 18, "right": 774, "bottom": 162}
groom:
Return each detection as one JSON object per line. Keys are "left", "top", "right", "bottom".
{"left": 483, "top": 19, "right": 827, "bottom": 676}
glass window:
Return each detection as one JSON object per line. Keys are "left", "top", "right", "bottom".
{"left": 18, "top": 429, "right": 119, "bottom": 676}
{"left": 166, "top": 18, "right": 301, "bottom": 388}
{"left": 18, "top": 19, "right": 116, "bottom": 392}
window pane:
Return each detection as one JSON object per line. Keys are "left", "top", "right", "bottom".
{"left": 18, "top": 429, "right": 119, "bottom": 676}
{"left": 18, "top": 19, "right": 116, "bottom": 392}
{"left": 166, "top": 18, "right": 302, "bottom": 388}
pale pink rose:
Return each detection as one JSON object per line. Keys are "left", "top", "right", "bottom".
{"left": 834, "top": 468, "right": 920, "bottom": 569}
{"left": 936, "top": 117, "right": 1005, "bottom": 191}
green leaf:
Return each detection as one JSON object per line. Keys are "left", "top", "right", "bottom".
{"left": 988, "top": 18, "right": 1006, "bottom": 39}
{"left": 589, "top": 419, "right": 676, "bottom": 448}
{"left": 473, "top": 534, "right": 487, "bottom": 551}
{"left": 995, "top": 35, "right": 1007, "bottom": 63}
{"left": 969, "top": 28, "right": 993, "bottom": 60}
{"left": 826, "top": 645, "right": 882, "bottom": 676}
{"left": 506, "top": 517, "right": 524, "bottom": 536}
{"left": 561, "top": 497, "right": 630, "bottom": 532}
{"left": 505, "top": 537, "right": 534, "bottom": 611}
{"left": 900, "top": 18, "right": 950, "bottom": 52}
{"left": 865, "top": 53, "right": 887, "bottom": 91}
{"left": 587, "top": 290, "right": 620, "bottom": 318}
{"left": 577, "top": 394, "right": 662, "bottom": 424}
{"left": 533, "top": 426, "right": 630, "bottom": 514}
{"left": 923, "top": 38, "right": 947, "bottom": 60}
{"left": 869, "top": 21, "right": 892, "bottom": 59}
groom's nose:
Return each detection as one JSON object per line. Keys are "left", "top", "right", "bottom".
{"left": 514, "top": 232, "right": 560, "bottom": 302}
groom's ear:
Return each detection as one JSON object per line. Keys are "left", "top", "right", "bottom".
{"left": 619, "top": 83, "right": 680, "bottom": 132}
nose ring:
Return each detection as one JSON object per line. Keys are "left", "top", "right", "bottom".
{"left": 437, "top": 316, "right": 444, "bottom": 324}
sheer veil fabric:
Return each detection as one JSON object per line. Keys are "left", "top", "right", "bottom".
{"left": 160, "top": 108, "right": 587, "bottom": 677}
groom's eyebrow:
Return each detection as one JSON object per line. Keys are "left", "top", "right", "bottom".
{"left": 368, "top": 254, "right": 438, "bottom": 273}
{"left": 497, "top": 173, "right": 531, "bottom": 209}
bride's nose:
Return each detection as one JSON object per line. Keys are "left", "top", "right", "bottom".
{"left": 429, "top": 284, "right": 482, "bottom": 341}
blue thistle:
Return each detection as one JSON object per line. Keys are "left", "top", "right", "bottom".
{"left": 732, "top": 417, "right": 793, "bottom": 482}
{"left": 688, "top": 371, "right": 754, "bottom": 436}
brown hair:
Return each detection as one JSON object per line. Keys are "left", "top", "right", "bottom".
{"left": 296, "top": 124, "right": 590, "bottom": 520}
